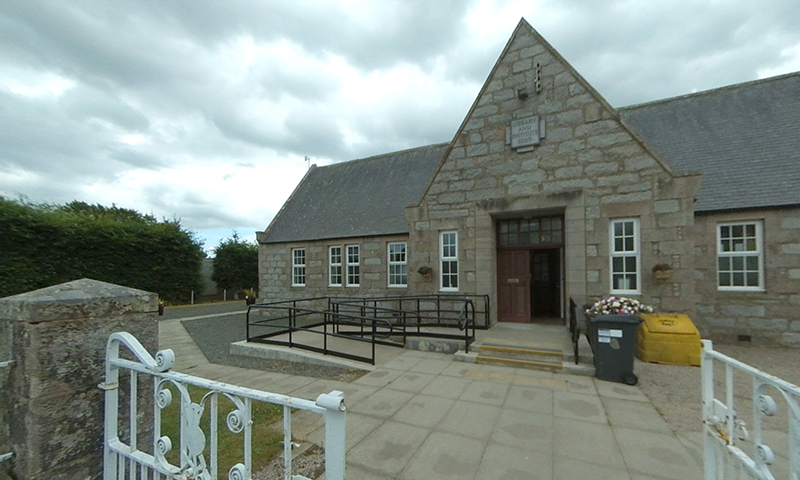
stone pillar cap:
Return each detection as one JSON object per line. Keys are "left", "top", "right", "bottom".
{"left": 0, "top": 278, "right": 156, "bottom": 323}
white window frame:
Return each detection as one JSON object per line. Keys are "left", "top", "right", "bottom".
{"left": 717, "top": 221, "right": 764, "bottom": 291}
{"left": 329, "top": 246, "right": 342, "bottom": 287}
{"left": 387, "top": 242, "right": 407, "bottom": 287}
{"left": 609, "top": 218, "right": 640, "bottom": 295}
{"left": 440, "top": 231, "right": 459, "bottom": 292}
{"left": 291, "top": 248, "right": 306, "bottom": 287}
{"left": 346, "top": 244, "right": 360, "bottom": 287}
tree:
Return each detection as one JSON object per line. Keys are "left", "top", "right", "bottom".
{"left": 211, "top": 233, "right": 258, "bottom": 294}
{"left": 0, "top": 196, "right": 204, "bottom": 301}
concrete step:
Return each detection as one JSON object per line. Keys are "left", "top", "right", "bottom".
{"left": 473, "top": 338, "right": 564, "bottom": 372}
{"left": 476, "top": 350, "right": 563, "bottom": 371}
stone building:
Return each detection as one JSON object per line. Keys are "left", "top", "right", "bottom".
{"left": 258, "top": 19, "right": 800, "bottom": 345}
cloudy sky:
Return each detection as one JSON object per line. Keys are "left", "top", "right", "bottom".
{"left": 2, "top": 1, "right": 799, "bottom": 254}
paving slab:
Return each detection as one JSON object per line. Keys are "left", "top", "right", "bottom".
{"left": 475, "top": 442, "right": 552, "bottom": 480}
{"left": 391, "top": 394, "right": 454, "bottom": 428}
{"left": 399, "top": 431, "right": 483, "bottom": 480}
{"left": 353, "top": 368, "right": 404, "bottom": 388}
{"left": 382, "top": 353, "right": 426, "bottom": 371}
{"left": 489, "top": 408, "right": 553, "bottom": 455}
{"left": 504, "top": 385, "right": 554, "bottom": 414}
{"left": 553, "top": 390, "right": 608, "bottom": 424}
{"left": 553, "top": 456, "right": 632, "bottom": 480}
{"left": 347, "top": 421, "right": 430, "bottom": 477}
{"left": 351, "top": 388, "right": 414, "bottom": 419}
{"left": 595, "top": 378, "right": 652, "bottom": 402}
{"left": 458, "top": 379, "right": 510, "bottom": 406}
{"left": 553, "top": 416, "right": 627, "bottom": 470}
{"left": 419, "top": 374, "right": 471, "bottom": 399}
{"left": 408, "top": 357, "right": 452, "bottom": 375}
{"left": 436, "top": 400, "right": 500, "bottom": 441}
{"left": 383, "top": 371, "right": 437, "bottom": 393}
{"left": 603, "top": 397, "right": 674, "bottom": 434}
{"left": 613, "top": 426, "right": 703, "bottom": 479}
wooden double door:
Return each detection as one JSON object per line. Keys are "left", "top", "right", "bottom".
{"left": 497, "top": 248, "right": 562, "bottom": 323}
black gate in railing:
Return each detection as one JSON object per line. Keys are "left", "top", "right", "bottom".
{"left": 246, "top": 294, "right": 490, "bottom": 365}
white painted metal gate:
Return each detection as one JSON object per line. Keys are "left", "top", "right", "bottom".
{"left": 702, "top": 339, "right": 799, "bottom": 480}
{"left": 102, "top": 332, "right": 346, "bottom": 479}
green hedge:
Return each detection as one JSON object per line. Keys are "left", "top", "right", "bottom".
{"left": 0, "top": 198, "right": 204, "bottom": 302}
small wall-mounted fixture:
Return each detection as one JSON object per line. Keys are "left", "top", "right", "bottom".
{"left": 516, "top": 86, "right": 529, "bottom": 99}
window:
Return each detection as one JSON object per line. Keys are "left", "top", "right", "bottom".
{"left": 718, "top": 221, "right": 763, "bottom": 290}
{"left": 291, "top": 248, "right": 306, "bottom": 286}
{"left": 388, "top": 242, "right": 407, "bottom": 287}
{"left": 610, "top": 219, "right": 639, "bottom": 294}
{"left": 329, "top": 246, "right": 342, "bottom": 287}
{"left": 497, "top": 216, "right": 563, "bottom": 247}
{"left": 440, "top": 231, "right": 458, "bottom": 291}
{"left": 346, "top": 245, "right": 360, "bottom": 286}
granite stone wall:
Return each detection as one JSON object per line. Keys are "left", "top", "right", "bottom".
{"left": 693, "top": 207, "right": 800, "bottom": 345}
{"left": 405, "top": 22, "right": 701, "bottom": 324}
{"left": 0, "top": 279, "right": 158, "bottom": 480}
{"left": 257, "top": 233, "right": 429, "bottom": 303}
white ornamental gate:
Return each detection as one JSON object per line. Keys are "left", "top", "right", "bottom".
{"left": 702, "top": 339, "right": 800, "bottom": 480}
{"left": 101, "top": 332, "right": 346, "bottom": 480}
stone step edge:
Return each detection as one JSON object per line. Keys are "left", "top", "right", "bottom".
{"left": 481, "top": 337, "right": 562, "bottom": 351}
{"left": 478, "top": 344, "right": 563, "bottom": 358}
{"left": 476, "top": 354, "right": 562, "bottom": 371}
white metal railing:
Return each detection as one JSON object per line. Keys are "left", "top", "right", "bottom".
{"left": 701, "top": 339, "right": 800, "bottom": 480}
{"left": 102, "top": 332, "right": 346, "bottom": 480}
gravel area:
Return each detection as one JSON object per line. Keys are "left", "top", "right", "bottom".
{"left": 636, "top": 342, "right": 800, "bottom": 435}
{"left": 252, "top": 444, "right": 325, "bottom": 480}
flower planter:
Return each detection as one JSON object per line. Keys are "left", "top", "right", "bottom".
{"left": 653, "top": 270, "right": 673, "bottom": 280}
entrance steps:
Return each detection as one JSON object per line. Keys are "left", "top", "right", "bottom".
{"left": 477, "top": 338, "right": 563, "bottom": 371}
{"left": 455, "top": 334, "right": 595, "bottom": 376}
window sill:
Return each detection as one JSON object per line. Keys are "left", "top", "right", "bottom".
{"left": 388, "top": 285, "right": 408, "bottom": 288}
{"left": 610, "top": 290, "right": 641, "bottom": 296}
{"left": 717, "top": 287, "right": 766, "bottom": 293}
{"left": 291, "top": 285, "right": 306, "bottom": 288}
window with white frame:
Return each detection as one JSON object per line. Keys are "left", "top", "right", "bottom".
{"left": 718, "top": 221, "right": 764, "bottom": 290}
{"left": 388, "top": 242, "right": 407, "bottom": 287}
{"left": 291, "top": 248, "right": 306, "bottom": 287}
{"left": 346, "top": 245, "right": 360, "bottom": 286}
{"left": 440, "top": 231, "right": 458, "bottom": 291}
{"left": 329, "top": 246, "right": 342, "bottom": 287}
{"left": 610, "top": 219, "right": 640, "bottom": 293}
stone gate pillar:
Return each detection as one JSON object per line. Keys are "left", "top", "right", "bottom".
{"left": 0, "top": 278, "right": 158, "bottom": 480}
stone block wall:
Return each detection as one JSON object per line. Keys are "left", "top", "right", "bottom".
{"left": 0, "top": 279, "right": 158, "bottom": 480}
{"left": 258, "top": 233, "right": 434, "bottom": 302}
{"left": 693, "top": 207, "right": 800, "bottom": 345}
{"left": 406, "top": 22, "right": 701, "bottom": 321}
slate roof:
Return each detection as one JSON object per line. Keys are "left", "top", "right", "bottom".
{"left": 620, "top": 72, "right": 800, "bottom": 212}
{"left": 260, "top": 143, "right": 448, "bottom": 243}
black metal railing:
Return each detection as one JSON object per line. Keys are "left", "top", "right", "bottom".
{"left": 569, "top": 297, "right": 581, "bottom": 365}
{"left": 246, "top": 294, "right": 489, "bottom": 364}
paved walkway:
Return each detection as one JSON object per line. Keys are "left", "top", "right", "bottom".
{"left": 159, "top": 311, "right": 703, "bottom": 480}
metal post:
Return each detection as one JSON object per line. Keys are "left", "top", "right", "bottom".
{"left": 701, "top": 339, "right": 717, "bottom": 480}
{"left": 191, "top": 290, "right": 195, "bottom": 305}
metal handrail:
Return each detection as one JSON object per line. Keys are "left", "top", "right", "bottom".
{"left": 457, "top": 299, "right": 476, "bottom": 353}
{"left": 568, "top": 298, "right": 580, "bottom": 365}
{"left": 247, "top": 295, "right": 484, "bottom": 364}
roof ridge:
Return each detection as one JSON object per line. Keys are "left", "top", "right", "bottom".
{"left": 316, "top": 142, "right": 449, "bottom": 170}
{"left": 619, "top": 70, "right": 800, "bottom": 111}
